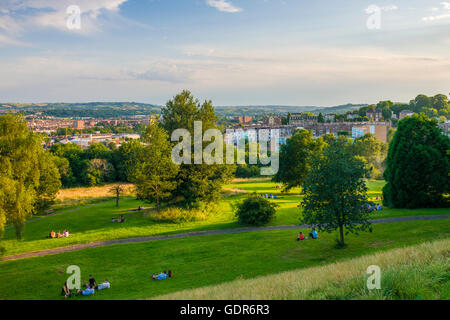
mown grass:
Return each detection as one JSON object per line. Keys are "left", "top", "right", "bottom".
{"left": 155, "top": 239, "right": 449, "bottom": 300}
{"left": 0, "top": 219, "right": 448, "bottom": 300}
{"left": 1, "top": 180, "right": 448, "bottom": 257}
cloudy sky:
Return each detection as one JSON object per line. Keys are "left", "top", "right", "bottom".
{"left": 0, "top": 0, "right": 449, "bottom": 106}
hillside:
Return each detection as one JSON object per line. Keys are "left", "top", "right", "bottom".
{"left": 0, "top": 102, "right": 367, "bottom": 118}
{"left": 154, "top": 239, "right": 449, "bottom": 300}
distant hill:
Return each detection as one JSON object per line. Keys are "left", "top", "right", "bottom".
{"left": 215, "top": 103, "right": 368, "bottom": 116}
{"left": 0, "top": 102, "right": 367, "bottom": 118}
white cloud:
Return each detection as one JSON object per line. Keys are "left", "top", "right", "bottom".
{"left": 206, "top": 0, "right": 242, "bottom": 13}
{"left": 0, "top": 0, "right": 129, "bottom": 47}
{"left": 423, "top": 2, "right": 450, "bottom": 21}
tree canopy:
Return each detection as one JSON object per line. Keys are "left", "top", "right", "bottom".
{"left": 383, "top": 114, "right": 450, "bottom": 208}
{"left": 301, "top": 137, "right": 372, "bottom": 246}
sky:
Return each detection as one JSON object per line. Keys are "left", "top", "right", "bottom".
{"left": 0, "top": 0, "right": 449, "bottom": 106}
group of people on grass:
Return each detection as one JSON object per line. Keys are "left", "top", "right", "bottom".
{"left": 152, "top": 270, "right": 172, "bottom": 281}
{"left": 366, "top": 203, "right": 383, "bottom": 212}
{"left": 261, "top": 193, "right": 279, "bottom": 199}
{"left": 62, "top": 275, "right": 110, "bottom": 298}
{"left": 48, "top": 229, "right": 70, "bottom": 239}
{"left": 111, "top": 215, "right": 125, "bottom": 223}
{"left": 297, "top": 228, "right": 319, "bottom": 241}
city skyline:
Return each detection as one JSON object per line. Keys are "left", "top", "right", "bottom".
{"left": 0, "top": 0, "right": 449, "bottom": 106}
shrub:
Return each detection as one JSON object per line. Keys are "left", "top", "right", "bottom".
{"left": 234, "top": 195, "right": 278, "bottom": 226}
{"left": 149, "top": 203, "right": 214, "bottom": 223}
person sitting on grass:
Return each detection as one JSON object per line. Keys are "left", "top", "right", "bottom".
{"left": 119, "top": 215, "right": 125, "bottom": 223}
{"left": 49, "top": 230, "right": 56, "bottom": 239}
{"left": 61, "top": 282, "right": 72, "bottom": 298}
{"left": 95, "top": 280, "right": 110, "bottom": 291}
{"left": 87, "top": 275, "right": 96, "bottom": 288}
{"left": 57, "top": 231, "right": 63, "bottom": 238}
{"left": 297, "top": 232, "right": 305, "bottom": 241}
{"left": 63, "top": 229, "right": 70, "bottom": 237}
{"left": 309, "top": 228, "right": 319, "bottom": 239}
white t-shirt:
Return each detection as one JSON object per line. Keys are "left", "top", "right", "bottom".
{"left": 97, "top": 282, "right": 110, "bottom": 290}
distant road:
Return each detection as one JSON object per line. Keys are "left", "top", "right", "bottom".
{"left": 1, "top": 214, "right": 449, "bottom": 262}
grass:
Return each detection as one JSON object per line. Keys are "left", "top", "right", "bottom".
{"left": 0, "top": 219, "right": 448, "bottom": 300}
{"left": 1, "top": 179, "right": 448, "bottom": 257}
{"left": 155, "top": 239, "right": 449, "bottom": 300}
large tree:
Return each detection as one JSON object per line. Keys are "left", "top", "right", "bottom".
{"left": 383, "top": 114, "right": 450, "bottom": 208}
{"left": 161, "top": 90, "right": 234, "bottom": 205}
{"left": 301, "top": 138, "right": 372, "bottom": 247}
{"left": 133, "top": 120, "right": 179, "bottom": 211}
{"left": 0, "top": 114, "right": 61, "bottom": 239}
{"left": 273, "top": 129, "right": 324, "bottom": 191}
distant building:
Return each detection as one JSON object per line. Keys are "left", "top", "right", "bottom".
{"left": 346, "top": 113, "right": 359, "bottom": 120}
{"left": 263, "top": 116, "right": 282, "bottom": 126}
{"left": 399, "top": 110, "right": 414, "bottom": 119}
{"left": 72, "top": 120, "right": 85, "bottom": 130}
{"left": 289, "top": 113, "right": 318, "bottom": 125}
{"left": 366, "top": 109, "right": 383, "bottom": 122}
{"left": 324, "top": 114, "right": 335, "bottom": 122}
{"left": 351, "top": 123, "right": 389, "bottom": 142}
{"left": 234, "top": 116, "right": 253, "bottom": 124}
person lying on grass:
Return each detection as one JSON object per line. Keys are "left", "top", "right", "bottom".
{"left": 111, "top": 215, "right": 125, "bottom": 223}
{"left": 152, "top": 270, "right": 172, "bottom": 280}
{"left": 95, "top": 280, "right": 110, "bottom": 290}
{"left": 76, "top": 285, "right": 95, "bottom": 296}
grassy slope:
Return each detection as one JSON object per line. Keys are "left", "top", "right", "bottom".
{"left": 1, "top": 180, "right": 449, "bottom": 257}
{"left": 0, "top": 219, "right": 448, "bottom": 300}
{"left": 155, "top": 239, "right": 450, "bottom": 300}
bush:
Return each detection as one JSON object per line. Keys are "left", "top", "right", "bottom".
{"left": 235, "top": 195, "right": 278, "bottom": 226}
{"left": 149, "top": 203, "right": 214, "bottom": 223}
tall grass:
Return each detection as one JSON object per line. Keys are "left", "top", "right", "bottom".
{"left": 154, "top": 239, "right": 449, "bottom": 300}
{"left": 53, "top": 183, "right": 135, "bottom": 210}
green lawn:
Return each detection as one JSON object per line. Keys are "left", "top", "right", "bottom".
{"left": 1, "top": 180, "right": 448, "bottom": 257}
{"left": 0, "top": 219, "right": 448, "bottom": 300}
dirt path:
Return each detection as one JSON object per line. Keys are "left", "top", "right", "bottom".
{"left": 1, "top": 214, "right": 449, "bottom": 262}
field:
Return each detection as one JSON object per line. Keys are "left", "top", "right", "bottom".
{"left": 0, "top": 179, "right": 448, "bottom": 300}
{"left": 156, "top": 239, "right": 450, "bottom": 300}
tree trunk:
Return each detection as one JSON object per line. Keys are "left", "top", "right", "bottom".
{"left": 156, "top": 197, "right": 160, "bottom": 212}
{"left": 339, "top": 224, "right": 345, "bottom": 247}
{"left": 116, "top": 193, "right": 119, "bottom": 207}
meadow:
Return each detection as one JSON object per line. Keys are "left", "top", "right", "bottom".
{"left": 0, "top": 179, "right": 448, "bottom": 300}
{"left": 1, "top": 180, "right": 448, "bottom": 257}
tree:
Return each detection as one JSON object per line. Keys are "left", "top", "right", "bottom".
{"left": 383, "top": 114, "right": 450, "bottom": 208}
{"left": 318, "top": 113, "right": 325, "bottom": 123}
{"left": 301, "top": 138, "right": 372, "bottom": 247}
{"left": 235, "top": 194, "right": 278, "bottom": 226}
{"left": 109, "top": 184, "right": 126, "bottom": 207}
{"left": 113, "top": 140, "right": 143, "bottom": 182}
{"left": 352, "top": 133, "right": 387, "bottom": 179}
{"left": 35, "top": 153, "right": 62, "bottom": 211}
{"left": 161, "top": 90, "right": 234, "bottom": 205}
{"left": 0, "top": 114, "right": 49, "bottom": 239}
{"left": 133, "top": 120, "right": 179, "bottom": 212}
{"left": 274, "top": 129, "right": 325, "bottom": 191}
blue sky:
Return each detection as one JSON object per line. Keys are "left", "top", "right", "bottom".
{"left": 0, "top": 0, "right": 449, "bottom": 106}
